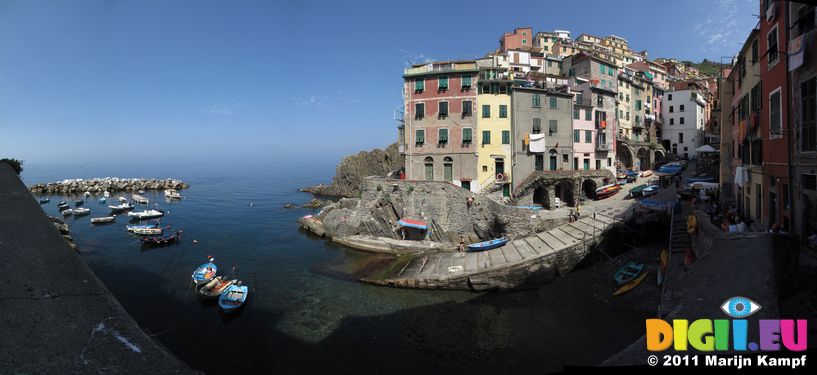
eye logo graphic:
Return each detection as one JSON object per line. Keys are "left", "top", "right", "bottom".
{"left": 720, "top": 296, "right": 762, "bottom": 318}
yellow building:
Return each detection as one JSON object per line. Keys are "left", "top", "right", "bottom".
{"left": 476, "top": 67, "right": 513, "bottom": 197}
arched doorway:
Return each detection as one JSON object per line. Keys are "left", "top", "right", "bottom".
{"left": 617, "top": 144, "right": 634, "bottom": 168}
{"left": 533, "top": 186, "right": 547, "bottom": 207}
{"left": 443, "top": 156, "right": 453, "bottom": 181}
{"left": 424, "top": 157, "right": 434, "bottom": 180}
{"left": 636, "top": 148, "right": 650, "bottom": 171}
{"left": 654, "top": 150, "right": 665, "bottom": 164}
{"left": 548, "top": 149, "right": 558, "bottom": 171}
{"left": 556, "top": 180, "right": 575, "bottom": 206}
{"left": 582, "top": 179, "right": 597, "bottom": 199}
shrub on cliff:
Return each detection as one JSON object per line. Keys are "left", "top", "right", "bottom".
{"left": 1, "top": 158, "right": 23, "bottom": 175}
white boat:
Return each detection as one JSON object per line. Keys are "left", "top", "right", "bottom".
{"left": 127, "top": 209, "right": 164, "bottom": 220}
{"left": 109, "top": 203, "right": 134, "bottom": 212}
{"left": 642, "top": 185, "right": 659, "bottom": 197}
{"left": 103, "top": 191, "right": 111, "bottom": 198}
{"left": 83, "top": 191, "right": 91, "bottom": 197}
{"left": 132, "top": 194, "right": 149, "bottom": 204}
{"left": 126, "top": 223, "right": 160, "bottom": 232}
{"left": 73, "top": 207, "right": 90, "bottom": 216}
{"left": 164, "top": 189, "right": 182, "bottom": 200}
{"left": 61, "top": 209, "right": 73, "bottom": 216}
{"left": 118, "top": 196, "right": 128, "bottom": 203}
{"left": 91, "top": 216, "right": 116, "bottom": 224}
{"left": 131, "top": 227, "right": 163, "bottom": 235}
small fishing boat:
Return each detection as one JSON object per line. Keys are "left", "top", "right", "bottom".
{"left": 91, "top": 216, "right": 116, "bottom": 224}
{"left": 192, "top": 258, "right": 218, "bottom": 286}
{"left": 61, "top": 208, "right": 73, "bottom": 216}
{"left": 199, "top": 277, "right": 237, "bottom": 298}
{"left": 75, "top": 199, "right": 85, "bottom": 206}
{"left": 98, "top": 197, "right": 106, "bottom": 204}
{"left": 73, "top": 207, "right": 90, "bottom": 216}
{"left": 595, "top": 184, "right": 621, "bottom": 200}
{"left": 108, "top": 203, "right": 135, "bottom": 213}
{"left": 687, "top": 175, "right": 714, "bottom": 183}
{"left": 614, "top": 261, "right": 645, "bottom": 285}
{"left": 616, "top": 173, "right": 628, "bottom": 185}
{"left": 39, "top": 198, "right": 50, "bottom": 204}
{"left": 164, "top": 189, "right": 182, "bottom": 199}
{"left": 83, "top": 191, "right": 91, "bottom": 197}
{"left": 219, "top": 283, "right": 248, "bottom": 313}
{"left": 103, "top": 191, "right": 110, "bottom": 198}
{"left": 467, "top": 237, "right": 509, "bottom": 252}
{"left": 58, "top": 202, "right": 70, "bottom": 211}
{"left": 128, "top": 209, "right": 164, "bottom": 220}
{"left": 629, "top": 184, "right": 648, "bottom": 198}
{"left": 118, "top": 196, "right": 128, "bottom": 203}
{"left": 126, "top": 223, "right": 160, "bottom": 232}
{"left": 658, "top": 166, "right": 682, "bottom": 174}
{"left": 131, "top": 227, "right": 162, "bottom": 235}
{"left": 140, "top": 231, "right": 179, "bottom": 246}
{"left": 642, "top": 185, "right": 659, "bottom": 196}
{"left": 613, "top": 272, "right": 649, "bottom": 296}
{"left": 132, "top": 194, "right": 149, "bottom": 204}
{"left": 640, "top": 170, "right": 653, "bottom": 178}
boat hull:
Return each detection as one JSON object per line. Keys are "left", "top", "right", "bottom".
{"left": 218, "top": 285, "right": 248, "bottom": 313}
{"left": 466, "top": 237, "right": 509, "bottom": 252}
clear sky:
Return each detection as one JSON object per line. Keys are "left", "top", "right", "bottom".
{"left": 0, "top": 0, "right": 758, "bottom": 163}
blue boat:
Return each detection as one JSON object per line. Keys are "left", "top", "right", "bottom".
{"left": 467, "top": 237, "right": 509, "bottom": 252}
{"left": 39, "top": 198, "right": 50, "bottom": 204}
{"left": 192, "top": 258, "right": 218, "bottom": 286}
{"left": 98, "top": 197, "right": 106, "bottom": 204}
{"left": 642, "top": 185, "right": 659, "bottom": 196}
{"left": 615, "top": 261, "right": 645, "bottom": 285}
{"left": 687, "top": 176, "right": 714, "bottom": 183}
{"left": 218, "top": 283, "right": 248, "bottom": 313}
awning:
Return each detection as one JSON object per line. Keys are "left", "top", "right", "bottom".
{"left": 643, "top": 71, "right": 654, "bottom": 80}
{"left": 398, "top": 219, "right": 428, "bottom": 230}
{"left": 695, "top": 144, "right": 717, "bottom": 153}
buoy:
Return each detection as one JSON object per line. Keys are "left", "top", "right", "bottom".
{"left": 193, "top": 239, "right": 198, "bottom": 245}
{"left": 249, "top": 203, "right": 254, "bottom": 207}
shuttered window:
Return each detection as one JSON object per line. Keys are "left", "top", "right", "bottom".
{"left": 462, "top": 128, "right": 472, "bottom": 143}
{"left": 482, "top": 130, "right": 491, "bottom": 145}
{"left": 415, "top": 130, "right": 425, "bottom": 145}
{"left": 438, "top": 129, "right": 448, "bottom": 143}
{"left": 502, "top": 130, "right": 510, "bottom": 144}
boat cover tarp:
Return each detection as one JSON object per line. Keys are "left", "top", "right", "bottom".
{"left": 398, "top": 218, "right": 428, "bottom": 230}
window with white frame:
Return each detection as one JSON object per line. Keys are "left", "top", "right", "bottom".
{"left": 767, "top": 26, "right": 779, "bottom": 65}
{"left": 770, "top": 88, "right": 782, "bottom": 137}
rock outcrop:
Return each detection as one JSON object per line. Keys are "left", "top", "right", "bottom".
{"left": 29, "top": 177, "right": 188, "bottom": 195}
{"left": 301, "top": 143, "right": 401, "bottom": 198}
{"left": 48, "top": 216, "right": 78, "bottom": 253}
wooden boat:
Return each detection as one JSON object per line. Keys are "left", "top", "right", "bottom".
{"left": 595, "top": 184, "right": 621, "bottom": 200}
{"left": 58, "top": 201, "right": 69, "bottom": 211}
{"left": 131, "top": 227, "right": 163, "bottom": 235}
{"left": 640, "top": 170, "right": 653, "bottom": 178}
{"left": 75, "top": 199, "right": 84, "bottom": 206}
{"left": 132, "top": 194, "right": 149, "bottom": 204}
{"left": 199, "top": 277, "right": 237, "bottom": 298}
{"left": 126, "top": 223, "right": 160, "bottom": 232}
{"left": 613, "top": 272, "right": 649, "bottom": 296}
{"left": 616, "top": 173, "right": 628, "bottom": 185}
{"left": 192, "top": 258, "right": 218, "bottom": 286}
{"left": 61, "top": 208, "right": 73, "bottom": 216}
{"left": 91, "top": 216, "right": 116, "bottom": 224}
{"left": 128, "top": 209, "right": 164, "bottom": 220}
{"left": 467, "top": 237, "right": 509, "bottom": 252}
{"left": 614, "top": 261, "right": 645, "bottom": 285}
{"left": 140, "top": 231, "right": 178, "bottom": 246}
{"left": 642, "top": 185, "right": 659, "bottom": 196}
{"left": 164, "top": 189, "right": 182, "bottom": 199}
{"left": 39, "top": 198, "right": 50, "bottom": 204}
{"left": 108, "top": 203, "right": 134, "bottom": 212}
{"left": 219, "top": 283, "right": 248, "bottom": 313}
{"left": 73, "top": 207, "right": 90, "bottom": 216}
{"left": 629, "top": 184, "right": 648, "bottom": 198}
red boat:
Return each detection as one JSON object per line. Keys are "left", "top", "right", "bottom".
{"left": 595, "top": 184, "right": 621, "bottom": 200}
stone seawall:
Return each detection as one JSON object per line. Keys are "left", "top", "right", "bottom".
{"left": 0, "top": 164, "right": 197, "bottom": 374}
{"left": 29, "top": 177, "right": 188, "bottom": 195}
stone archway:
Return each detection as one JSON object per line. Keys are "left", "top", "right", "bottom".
{"left": 533, "top": 186, "right": 548, "bottom": 207}
{"left": 617, "top": 143, "right": 634, "bottom": 168}
{"left": 654, "top": 150, "right": 665, "bottom": 164}
{"left": 582, "top": 179, "right": 598, "bottom": 199}
{"left": 636, "top": 147, "right": 651, "bottom": 171}
{"left": 555, "top": 179, "right": 575, "bottom": 206}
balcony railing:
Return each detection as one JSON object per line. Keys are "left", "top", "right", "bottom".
{"left": 596, "top": 142, "right": 611, "bottom": 152}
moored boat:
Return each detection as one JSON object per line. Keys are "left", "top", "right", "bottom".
{"left": 39, "top": 198, "right": 50, "bottom": 204}
{"left": 642, "top": 185, "right": 659, "bottom": 196}
{"left": 73, "top": 207, "right": 90, "bottom": 216}
{"left": 140, "top": 231, "right": 178, "bottom": 246}
{"left": 131, "top": 227, "right": 163, "bottom": 235}
{"left": 613, "top": 272, "right": 649, "bottom": 296}
{"left": 128, "top": 209, "right": 164, "bottom": 220}
{"left": 118, "top": 196, "right": 128, "bottom": 203}
{"left": 126, "top": 223, "right": 160, "bottom": 232}
{"left": 467, "top": 237, "right": 509, "bottom": 252}
{"left": 687, "top": 175, "right": 715, "bottom": 183}
{"left": 132, "top": 194, "right": 149, "bottom": 204}
{"left": 91, "top": 216, "right": 116, "bottom": 224}
{"left": 75, "top": 199, "right": 84, "bottom": 206}
{"left": 218, "top": 283, "right": 248, "bottom": 313}
{"left": 164, "top": 189, "right": 182, "bottom": 199}
{"left": 61, "top": 208, "right": 73, "bottom": 216}
{"left": 192, "top": 258, "right": 218, "bottom": 286}
{"left": 199, "top": 277, "right": 237, "bottom": 298}
{"left": 98, "top": 197, "right": 106, "bottom": 204}
{"left": 103, "top": 191, "right": 110, "bottom": 198}
{"left": 595, "top": 184, "right": 621, "bottom": 199}
{"left": 629, "top": 184, "right": 648, "bottom": 198}
{"left": 108, "top": 203, "right": 135, "bottom": 213}
{"left": 83, "top": 191, "right": 91, "bottom": 197}
{"left": 614, "top": 261, "right": 645, "bottom": 285}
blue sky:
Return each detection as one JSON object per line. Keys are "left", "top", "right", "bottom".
{"left": 0, "top": 0, "right": 757, "bottom": 163}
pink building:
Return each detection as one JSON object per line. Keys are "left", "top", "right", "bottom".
{"left": 572, "top": 96, "right": 598, "bottom": 171}
{"left": 499, "top": 27, "right": 533, "bottom": 52}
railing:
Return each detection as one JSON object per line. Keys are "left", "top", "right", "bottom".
{"left": 596, "top": 142, "right": 611, "bottom": 152}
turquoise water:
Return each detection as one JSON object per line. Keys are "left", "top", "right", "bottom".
{"left": 22, "top": 161, "right": 645, "bottom": 374}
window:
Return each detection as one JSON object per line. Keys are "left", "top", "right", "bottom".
{"left": 499, "top": 105, "right": 507, "bottom": 118}
{"left": 535, "top": 155, "right": 544, "bottom": 171}
{"left": 619, "top": 109, "right": 623, "bottom": 119}
{"left": 462, "top": 76, "right": 472, "bottom": 89}
{"left": 438, "top": 76, "right": 449, "bottom": 90}
{"left": 680, "top": 117, "right": 685, "bottom": 124}
{"left": 795, "top": 5, "right": 816, "bottom": 37}
{"left": 767, "top": 26, "right": 778, "bottom": 65}
{"left": 548, "top": 120, "right": 557, "bottom": 134}
{"left": 415, "top": 129, "right": 425, "bottom": 145}
{"left": 438, "top": 101, "right": 449, "bottom": 119}
{"left": 574, "top": 130, "right": 580, "bottom": 142}
{"left": 482, "top": 130, "right": 491, "bottom": 145}
{"left": 668, "top": 94, "right": 672, "bottom": 101}
{"left": 599, "top": 64, "right": 605, "bottom": 74}
{"left": 670, "top": 118, "right": 674, "bottom": 125}
{"left": 532, "top": 94, "right": 541, "bottom": 107}
{"left": 635, "top": 100, "right": 642, "bottom": 111}
{"left": 585, "top": 109, "right": 592, "bottom": 121}
{"left": 751, "top": 83, "right": 762, "bottom": 111}
{"left": 532, "top": 118, "right": 542, "bottom": 133}
{"left": 680, "top": 104, "right": 685, "bottom": 112}
{"left": 626, "top": 111, "right": 630, "bottom": 120}
{"left": 751, "top": 38, "right": 758, "bottom": 64}
{"left": 608, "top": 66, "right": 614, "bottom": 76}
{"left": 438, "top": 129, "right": 448, "bottom": 144}
{"left": 550, "top": 97, "right": 557, "bottom": 109}
{"left": 626, "top": 94, "right": 630, "bottom": 102}
{"left": 415, "top": 79, "right": 425, "bottom": 92}
{"left": 482, "top": 105, "right": 491, "bottom": 118}
{"left": 463, "top": 128, "right": 472, "bottom": 143}
{"left": 462, "top": 101, "right": 472, "bottom": 117}
{"left": 585, "top": 130, "right": 592, "bottom": 143}
{"left": 801, "top": 77, "right": 816, "bottom": 151}
{"left": 770, "top": 89, "right": 781, "bottom": 137}
{"left": 502, "top": 130, "right": 510, "bottom": 144}
{"left": 522, "top": 39, "right": 527, "bottom": 45}
{"left": 574, "top": 107, "right": 580, "bottom": 120}
{"left": 415, "top": 102, "right": 425, "bottom": 119}
{"left": 679, "top": 133, "right": 684, "bottom": 143}
{"left": 670, "top": 105, "right": 674, "bottom": 113}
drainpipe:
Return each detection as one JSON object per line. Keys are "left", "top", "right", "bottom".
{"left": 784, "top": 0, "right": 796, "bottom": 236}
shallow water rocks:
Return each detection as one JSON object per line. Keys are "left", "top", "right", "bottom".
{"left": 29, "top": 177, "right": 188, "bottom": 195}
{"left": 48, "top": 216, "right": 77, "bottom": 252}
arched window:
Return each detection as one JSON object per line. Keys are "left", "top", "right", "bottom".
{"left": 424, "top": 157, "right": 434, "bottom": 180}
{"left": 443, "top": 157, "right": 453, "bottom": 181}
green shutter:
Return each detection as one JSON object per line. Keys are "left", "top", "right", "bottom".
{"left": 502, "top": 130, "right": 510, "bottom": 144}
{"left": 415, "top": 79, "right": 424, "bottom": 91}
{"left": 462, "top": 76, "right": 472, "bottom": 87}
{"left": 463, "top": 128, "right": 472, "bottom": 143}
{"left": 574, "top": 130, "right": 580, "bottom": 142}
{"left": 482, "top": 130, "right": 491, "bottom": 145}
{"left": 499, "top": 105, "right": 507, "bottom": 118}
{"left": 550, "top": 97, "right": 557, "bottom": 109}
{"left": 439, "top": 76, "right": 448, "bottom": 90}
{"left": 416, "top": 130, "right": 424, "bottom": 144}
{"left": 585, "top": 130, "right": 592, "bottom": 143}
{"left": 585, "top": 109, "right": 592, "bottom": 121}
{"left": 482, "top": 105, "right": 490, "bottom": 118}
{"left": 549, "top": 120, "right": 557, "bottom": 134}
{"left": 574, "top": 107, "right": 579, "bottom": 119}
{"left": 532, "top": 94, "right": 540, "bottom": 107}
{"left": 599, "top": 64, "right": 605, "bottom": 73}
{"left": 439, "top": 129, "right": 448, "bottom": 143}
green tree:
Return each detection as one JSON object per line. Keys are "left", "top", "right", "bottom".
{"left": 1, "top": 158, "right": 23, "bottom": 175}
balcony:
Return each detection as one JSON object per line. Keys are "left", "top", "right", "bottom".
{"left": 404, "top": 62, "right": 478, "bottom": 76}
{"left": 574, "top": 97, "right": 593, "bottom": 106}
{"left": 596, "top": 142, "right": 611, "bottom": 152}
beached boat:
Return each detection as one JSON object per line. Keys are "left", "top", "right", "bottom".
{"left": 132, "top": 194, "right": 149, "bottom": 204}
{"left": 687, "top": 175, "right": 715, "bottom": 183}
{"left": 73, "top": 207, "right": 90, "bottom": 216}
{"left": 199, "top": 277, "right": 237, "bottom": 298}
{"left": 128, "top": 209, "right": 164, "bottom": 220}
{"left": 164, "top": 189, "right": 182, "bottom": 199}
{"left": 616, "top": 173, "right": 628, "bottom": 185}
{"left": 126, "top": 223, "right": 160, "bottom": 232}
{"left": 595, "top": 184, "right": 621, "bottom": 200}
{"left": 467, "top": 237, "right": 509, "bottom": 252}
{"left": 108, "top": 203, "right": 134, "bottom": 212}
{"left": 91, "top": 216, "right": 116, "bottom": 224}
{"left": 642, "top": 185, "right": 659, "bottom": 196}
{"left": 192, "top": 258, "right": 218, "bottom": 286}
{"left": 638, "top": 199, "right": 672, "bottom": 213}
{"left": 140, "top": 231, "right": 178, "bottom": 246}
{"left": 640, "top": 170, "right": 653, "bottom": 178}
{"left": 75, "top": 199, "right": 84, "bottom": 206}
{"left": 614, "top": 261, "right": 645, "bottom": 285}
{"left": 39, "top": 198, "right": 50, "bottom": 204}
{"left": 61, "top": 208, "right": 73, "bottom": 216}
{"left": 219, "top": 283, "right": 248, "bottom": 313}
{"left": 613, "top": 272, "right": 649, "bottom": 296}
{"left": 629, "top": 184, "right": 648, "bottom": 198}
{"left": 658, "top": 165, "right": 682, "bottom": 173}
{"left": 131, "top": 227, "right": 162, "bottom": 235}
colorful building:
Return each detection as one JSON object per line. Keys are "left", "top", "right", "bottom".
{"left": 499, "top": 27, "right": 533, "bottom": 52}
{"left": 475, "top": 58, "right": 513, "bottom": 197}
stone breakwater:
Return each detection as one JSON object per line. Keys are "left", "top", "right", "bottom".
{"left": 29, "top": 177, "right": 188, "bottom": 195}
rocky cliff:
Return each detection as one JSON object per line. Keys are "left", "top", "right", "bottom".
{"left": 302, "top": 143, "right": 401, "bottom": 198}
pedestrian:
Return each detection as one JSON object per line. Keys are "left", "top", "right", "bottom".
{"left": 736, "top": 217, "right": 748, "bottom": 232}
{"left": 458, "top": 235, "right": 465, "bottom": 252}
